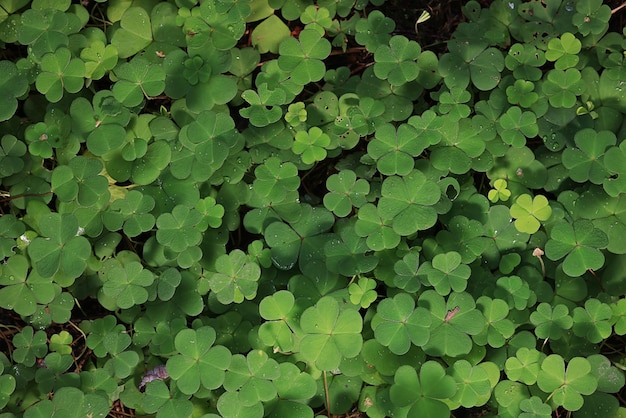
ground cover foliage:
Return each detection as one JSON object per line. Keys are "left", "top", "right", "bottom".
{"left": 0, "top": 0, "right": 626, "bottom": 416}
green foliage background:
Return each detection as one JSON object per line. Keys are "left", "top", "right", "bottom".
{"left": 0, "top": 0, "right": 625, "bottom": 417}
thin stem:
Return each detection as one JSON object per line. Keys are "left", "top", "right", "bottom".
{"left": 611, "top": 2, "right": 626, "bottom": 13}
{"left": 323, "top": 370, "right": 331, "bottom": 418}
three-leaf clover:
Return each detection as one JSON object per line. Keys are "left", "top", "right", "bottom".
{"left": 537, "top": 355, "right": 597, "bottom": 411}
{"left": 367, "top": 123, "right": 427, "bottom": 176}
{"left": 299, "top": 296, "right": 363, "bottom": 370}
{"left": 167, "top": 326, "right": 232, "bottom": 395}
{"left": 510, "top": 194, "right": 552, "bottom": 234}
{"left": 371, "top": 292, "right": 431, "bottom": 355}
{"left": 418, "top": 251, "right": 471, "bottom": 296}
{"left": 373, "top": 35, "right": 421, "bottom": 86}
{"left": 348, "top": 276, "right": 378, "bottom": 309}
{"left": 28, "top": 213, "right": 91, "bottom": 281}
{"left": 390, "top": 362, "right": 456, "bottom": 417}
{"left": 530, "top": 303, "right": 573, "bottom": 340}
{"left": 101, "top": 261, "right": 155, "bottom": 309}
{"left": 207, "top": 249, "right": 261, "bottom": 304}
{"left": 323, "top": 170, "right": 370, "bottom": 217}
{"left": 278, "top": 28, "right": 331, "bottom": 85}
{"left": 292, "top": 126, "right": 331, "bottom": 164}
{"left": 545, "top": 219, "right": 608, "bottom": 277}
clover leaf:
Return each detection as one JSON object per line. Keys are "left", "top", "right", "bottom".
{"left": 103, "top": 190, "right": 156, "bottom": 237}
{"left": 355, "top": 203, "right": 400, "bottom": 251}
{"left": 373, "top": 35, "right": 421, "bottom": 86}
{"left": 367, "top": 122, "right": 426, "bottom": 176}
{"left": 0, "top": 61, "right": 29, "bottom": 121}
{"left": 51, "top": 156, "right": 110, "bottom": 207}
{"left": 541, "top": 68, "right": 584, "bottom": 108}
{"left": 111, "top": 7, "right": 153, "bottom": 58}
{"left": 573, "top": 0, "right": 611, "bottom": 36}
{"left": 12, "top": 326, "right": 48, "bottom": 367}
{"left": 223, "top": 350, "right": 280, "bottom": 405}
{"left": 545, "top": 32, "right": 581, "bottom": 70}
{"left": 439, "top": 39, "right": 504, "bottom": 91}
{"left": 371, "top": 292, "right": 431, "bottom": 355}
{"left": 354, "top": 10, "right": 394, "bottom": 52}
{"left": 207, "top": 249, "right": 261, "bottom": 304}
{"left": 537, "top": 355, "right": 597, "bottom": 411}
{"left": 299, "top": 296, "right": 363, "bottom": 370}
{"left": 506, "top": 80, "right": 539, "bottom": 108}
{"left": 323, "top": 170, "right": 369, "bottom": 217}
{"left": 377, "top": 170, "right": 440, "bottom": 236}
{"left": 22, "top": 386, "right": 109, "bottom": 418}
{"left": 112, "top": 58, "right": 166, "bottom": 107}
{"left": 167, "top": 326, "right": 232, "bottom": 395}
{"left": 258, "top": 290, "right": 301, "bottom": 352}
{"left": 0, "top": 255, "right": 56, "bottom": 316}
{"left": 488, "top": 179, "right": 511, "bottom": 203}
{"left": 505, "top": 43, "right": 546, "bottom": 81}
{"left": 448, "top": 360, "right": 493, "bottom": 408}
{"left": 562, "top": 129, "right": 616, "bottom": 184}
{"left": 530, "top": 303, "right": 573, "bottom": 340}
{"left": 81, "top": 40, "right": 118, "bottom": 80}
{"left": 505, "top": 347, "right": 546, "bottom": 385}
{"left": 292, "top": 126, "right": 330, "bottom": 164}
{"left": 520, "top": 396, "right": 552, "bottom": 418}
{"left": 28, "top": 213, "right": 91, "bottom": 281}
{"left": 156, "top": 205, "right": 204, "bottom": 253}
{"left": 419, "top": 290, "right": 485, "bottom": 357}
{"left": 141, "top": 380, "right": 194, "bottom": 418}
{"left": 497, "top": 106, "right": 539, "bottom": 148}
{"left": 390, "top": 362, "right": 456, "bottom": 417}
{"left": 101, "top": 261, "right": 155, "bottom": 309}
{"left": 35, "top": 47, "right": 85, "bottom": 103}
{"left": 509, "top": 194, "right": 552, "bottom": 234}
{"left": 545, "top": 219, "right": 608, "bottom": 277}
{"left": 240, "top": 84, "right": 286, "bottom": 127}
{"left": 0, "top": 214, "right": 25, "bottom": 258}
{"left": 571, "top": 298, "right": 612, "bottom": 343}
{"left": 278, "top": 28, "right": 331, "bottom": 85}
{"left": 324, "top": 218, "right": 378, "bottom": 276}
{"left": 494, "top": 275, "right": 535, "bottom": 311}
{"left": 348, "top": 276, "right": 378, "bottom": 309}
{"left": 474, "top": 296, "right": 515, "bottom": 348}
{"left": 251, "top": 15, "right": 290, "bottom": 54}
{"left": 417, "top": 251, "right": 471, "bottom": 296}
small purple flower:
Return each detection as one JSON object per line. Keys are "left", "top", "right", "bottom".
{"left": 139, "top": 365, "right": 169, "bottom": 392}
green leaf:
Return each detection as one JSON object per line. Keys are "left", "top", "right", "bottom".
{"left": 251, "top": 15, "right": 291, "bottom": 54}
{"left": 545, "top": 219, "right": 608, "bottom": 277}
{"left": 323, "top": 170, "right": 369, "bottom": 217}
{"left": 278, "top": 29, "right": 330, "bottom": 85}
{"left": 530, "top": 303, "right": 573, "bottom": 340}
{"left": 474, "top": 296, "right": 515, "bottom": 348}
{"left": 545, "top": 32, "right": 581, "bottom": 70}
{"left": 156, "top": 205, "right": 204, "bottom": 253}
{"left": 102, "top": 261, "right": 155, "bottom": 309}
{"left": 571, "top": 298, "right": 612, "bottom": 343}
{"left": 292, "top": 126, "right": 330, "bottom": 164}
{"left": 111, "top": 7, "right": 153, "bottom": 58}
{"left": 372, "top": 292, "right": 431, "bottom": 354}
{"left": 167, "top": 326, "right": 232, "bottom": 395}
{"left": 354, "top": 10, "right": 394, "bottom": 52}
{"left": 348, "top": 276, "right": 377, "bottom": 309}
{"left": 390, "top": 362, "right": 456, "bottom": 417}
{"left": 112, "top": 58, "right": 165, "bottom": 107}
{"left": 367, "top": 123, "right": 426, "bottom": 176}
{"left": 355, "top": 203, "right": 400, "bottom": 251}
{"left": 208, "top": 249, "right": 261, "bottom": 304}
{"left": 510, "top": 194, "right": 552, "bottom": 234}
{"left": 300, "top": 296, "right": 363, "bottom": 370}
{"left": 81, "top": 41, "right": 118, "bottom": 80}
{"left": 12, "top": 326, "right": 48, "bottom": 366}
{"left": 541, "top": 68, "right": 584, "bottom": 108}
{"left": 448, "top": 360, "right": 493, "bottom": 408}
{"left": 562, "top": 129, "right": 616, "bottom": 184}
{"left": 373, "top": 35, "right": 421, "bottom": 86}
{"left": 419, "top": 290, "right": 486, "bottom": 357}
{"left": 223, "top": 350, "right": 280, "bottom": 405}
{"left": 0, "top": 61, "right": 29, "bottom": 121}
{"left": 324, "top": 218, "right": 378, "bottom": 276}
{"left": 537, "top": 355, "right": 597, "bottom": 411}
{"left": 377, "top": 170, "right": 440, "bottom": 236}
{"left": 505, "top": 347, "right": 546, "bottom": 385}
{"left": 35, "top": 48, "right": 85, "bottom": 102}
{"left": 417, "top": 251, "right": 471, "bottom": 296}
{"left": 497, "top": 106, "right": 538, "bottom": 148}
{"left": 28, "top": 213, "right": 91, "bottom": 281}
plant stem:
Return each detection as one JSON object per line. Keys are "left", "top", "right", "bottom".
{"left": 323, "top": 370, "right": 331, "bottom": 418}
